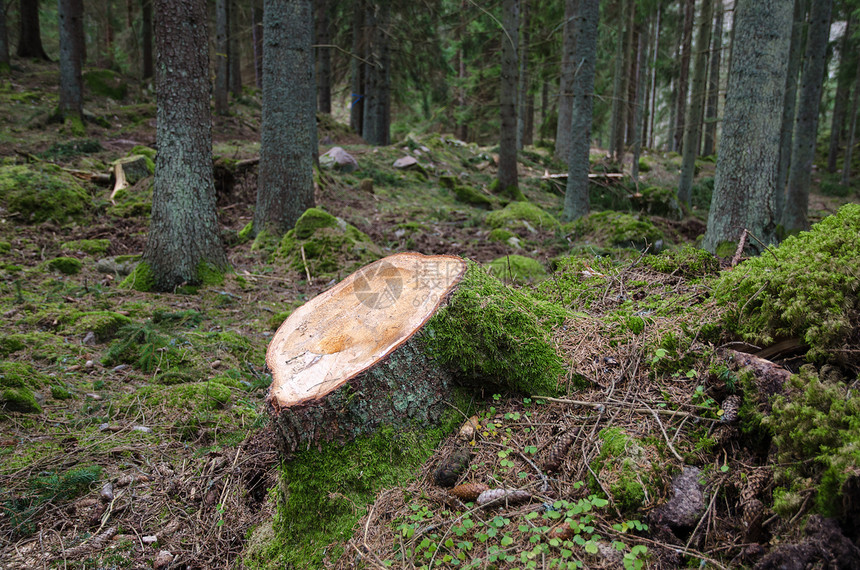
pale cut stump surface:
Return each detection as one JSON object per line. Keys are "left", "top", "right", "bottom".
{"left": 266, "top": 252, "right": 467, "bottom": 453}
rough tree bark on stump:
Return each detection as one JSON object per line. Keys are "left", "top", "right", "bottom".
{"left": 266, "top": 253, "right": 566, "bottom": 454}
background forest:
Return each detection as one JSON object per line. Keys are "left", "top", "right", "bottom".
{"left": 0, "top": 0, "right": 859, "bottom": 569}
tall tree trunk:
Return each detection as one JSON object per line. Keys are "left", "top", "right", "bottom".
{"left": 678, "top": 0, "right": 714, "bottom": 205}
{"left": 229, "top": 0, "right": 242, "bottom": 98}
{"left": 632, "top": 18, "right": 647, "bottom": 183}
{"left": 563, "top": 0, "right": 599, "bottom": 222}
{"left": 516, "top": 0, "right": 529, "bottom": 150}
{"left": 315, "top": 0, "right": 332, "bottom": 114}
{"left": 783, "top": 0, "right": 833, "bottom": 233}
{"left": 647, "top": 3, "right": 661, "bottom": 149}
{"left": 609, "top": 0, "right": 626, "bottom": 160}
{"left": 18, "top": 0, "right": 49, "bottom": 60}
{"left": 555, "top": 0, "right": 578, "bottom": 163}
{"left": 674, "top": 0, "right": 694, "bottom": 153}
{"left": 253, "top": 0, "right": 316, "bottom": 233}
{"left": 704, "top": 0, "right": 792, "bottom": 254}
{"left": 702, "top": 2, "right": 722, "bottom": 156}
{"left": 623, "top": 4, "right": 637, "bottom": 147}
{"left": 0, "top": 0, "right": 10, "bottom": 68}
{"left": 255, "top": 0, "right": 315, "bottom": 237}
{"left": 362, "top": 1, "right": 390, "bottom": 146}
{"left": 215, "top": 0, "right": 229, "bottom": 115}
{"left": 141, "top": 0, "right": 228, "bottom": 292}
{"left": 524, "top": 87, "right": 534, "bottom": 146}
{"left": 141, "top": 0, "right": 153, "bottom": 79}
{"left": 349, "top": 0, "right": 365, "bottom": 135}
{"left": 57, "top": 0, "right": 84, "bottom": 122}
{"left": 253, "top": 0, "right": 263, "bottom": 89}
{"left": 826, "top": 14, "right": 855, "bottom": 173}
{"left": 842, "top": 55, "right": 860, "bottom": 185}
{"left": 497, "top": 0, "right": 520, "bottom": 197}
{"left": 776, "top": 0, "right": 807, "bottom": 221}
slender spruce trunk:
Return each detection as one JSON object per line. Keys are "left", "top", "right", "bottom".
{"left": 141, "top": 0, "right": 153, "bottom": 79}
{"left": 673, "top": 0, "right": 694, "bottom": 153}
{"left": 776, "top": 0, "right": 807, "bottom": 221}
{"left": 826, "top": 14, "right": 855, "bottom": 173}
{"left": 229, "top": 0, "right": 242, "bottom": 98}
{"left": 18, "top": 0, "right": 49, "bottom": 60}
{"left": 497, "top": 0, "right": 520, "bottom": 197}
{"left": 215, "top": 0, "right": 229, "bottom": 114}
{"left": 609, "top": 0, "right": 626, "bottom": 160}
{"left": 0, "top": 0, "right": 10, "bottom": 68}
{"left": 362, "top": 1, "right": 391, "bottom": 145}
{"left": 632, "top": 19, "right": 647, "bottom": 183}
{"left": 57, "top": 0, "right": 85, "bottom": 121}
{"left": 255, "top": 0, "right": 316, "bottom": 236}
{"left": 563, "top": 0, "right": 599, "bottom": 222}
{"left": 783, "top": 0, "right": 833, "bottom": 232}
{"left": 702, "top": 2, "right": 723, "bottom": 157}
{"left": 315, "top": 0, "right": 332, "bottom": 114}
{"left": 678, "top": 0, "right": 714, "bottom": 205}
{"left": 555, "top": 0, "right": 578, "bottom": 163}
{"left": 142, "top": 0, "right": 228, "bottom": 291}
{"left": 704, "top": 0, "right": 792, "bottom": 254}
{"left": 842, "top": 56, "right": 860, "bottom": 185}
{"left": 647, "top": 2, "right": 660, "bottom": 149}
{"left": 516, "top": 0, "right": 529, "bottom": 151}
{"left": 253, "top": 0, "right": 263, "bottom": 88}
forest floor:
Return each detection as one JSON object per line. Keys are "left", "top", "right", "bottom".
{"left": 1, "top": 61, "right": 859, "bottom": 570}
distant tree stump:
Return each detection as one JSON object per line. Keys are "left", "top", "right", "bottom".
{"left": 266, "top": 253, "right": 467, "bottom": 453}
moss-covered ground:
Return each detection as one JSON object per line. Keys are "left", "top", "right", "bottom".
{"left": 0, "top": 58, "right": 859, "bottom": 569}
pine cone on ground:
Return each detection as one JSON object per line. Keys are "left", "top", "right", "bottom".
{"left": 721, "top": 395, "right": 742, "bottom": 423}
{"left": 449, "top": 482, "right": 489, "bottom": 502}
{"left": 475, "top": 488, "right": 531, "bottom": 507}
{"left": 541, "top": 430, "right": 577, "bottom": 472}
{"left": 434, "top": 448, "right": 472, "bottom": 487}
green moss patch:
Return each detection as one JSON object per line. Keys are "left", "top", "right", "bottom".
{"left": 453, "top": 185, "right": 492, "bottom": 208}
{"left": 61, "top": 239, "right": 110, "bottom": 255}
{"left": 127, "top": 381, "right": 232, "bottom": 413}
{"left": 487, "top": 254, "right": 547, "bottom": 284}
{"left": 0, "top": 164, "right": 91, "bottom": 224}
{"left": 0, "top": 360, "right": 47, "bottom": 413}
{"left": 46, "top": 256, "right": 82, "bottom": 275}
{"left": 425, "top": 261, "right": 567, "bottom": 395}
{"left": 642, "top": 245, "right": 720, "bottom": 279}
{"left": 275, "top": 207, "right": 382, "bottom": 278}
{"left": 565, "top": 210, "right": 664, "bottom": 250}
{"left": 73, "top": 311, "right": 132, "bottom": 342}
{"left": 591, "top": 427, "right": 657, "bottom": 512}
{"left": 120, "top": 261, "right": 155, "bottom": 292}
{"left": 256, "top": 424, "right": 455, "bottom": 568}
{"left": 715, "top": 203, "right": 860, "bottom": 361}
{"left": 485, "top": 201, "right": 560, "bottom": 233}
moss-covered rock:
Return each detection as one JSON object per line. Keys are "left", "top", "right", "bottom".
{"left": 565, "top": 210, "right": 664, "bottom": 250}
{"left": 485, "top": 201, "right": 560, "bottom": 233}
{"left": 425, "top": 261, "right": 568, "bottom": 395}
{"left": 0, "top": 360, "right": 45, "bottom": 413}
{"left": 453, "top": 185, "right": 493, "bottom": 208}
{"left": 275, "top": 207, "right": 382, "bottom": 278}
{"left": 83, "top": 69, "right": 127, "bottom": 100}
{"left": 0, "top": 164, "right": 90, "bottom": 224}
{"left": 715, "top": 203, "right": 860, "bottom": 361}
{"left": 438, "top": 175, "right": 456, "bottom": 190}
{"left": 73, "top": 311, "right": 132, "bottom": 342}
{"left": 46, "top": 256, "right": 83, "bottom": 275}
{"left": 487, "top": 254, "right": 547, "bottom": 284}
{"left": 487, "top": 228, "right": 516, "bottom": 242}
{"left": 631, "top": 186, "right": 682, "bottom": 220}
{"left": 62, "top": 239, "right": 110, "bottom": 255}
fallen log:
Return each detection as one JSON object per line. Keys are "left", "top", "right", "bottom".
{"left": 266, "top": 252, "right": 567, "bottom": 454}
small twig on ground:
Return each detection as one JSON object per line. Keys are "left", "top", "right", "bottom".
{"left": 641, "top": 401, "right": 684, "bottom": 462}
{"left": 732, "top": 229, "right": 749, "bottom": 267}
{"left": 300, "top": 245, "right": 312, "bottom": 283}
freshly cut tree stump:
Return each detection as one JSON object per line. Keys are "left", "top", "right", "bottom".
{"left": 266, "top": 252, "right": 468, "bottom": 453}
